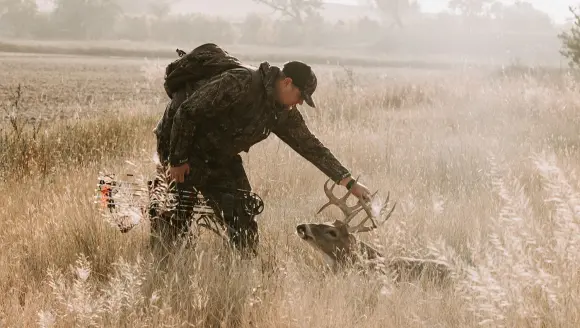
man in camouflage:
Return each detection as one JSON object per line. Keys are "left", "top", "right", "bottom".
{"left": 152, "top": 46, "right": 371, "bottom": 256}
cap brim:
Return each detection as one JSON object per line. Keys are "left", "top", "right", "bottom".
{"left": 303, "top": 92, "right": 316, "bottom": 108}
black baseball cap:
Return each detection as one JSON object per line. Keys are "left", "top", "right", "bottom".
{"left": 282, "top": 61, "right": 317, "bottom": 108}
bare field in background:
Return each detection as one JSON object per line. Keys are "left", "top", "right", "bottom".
{"left": 0, "top": 38, "right": 526, "bottom": 70}
{"left": 1, "top": 51, "right": 580, "bottom": 327}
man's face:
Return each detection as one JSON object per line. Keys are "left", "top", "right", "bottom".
{"left": 276, "top": 77, "right": 304, "bottom": 109}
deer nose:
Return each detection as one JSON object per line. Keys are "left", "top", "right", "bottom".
{"left": 296, "top": 224, "right": 307, "bottom": 239}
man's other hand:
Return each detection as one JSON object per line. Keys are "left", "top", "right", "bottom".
{"left": 169, "top": 163, "right": 190, "bottom": 183}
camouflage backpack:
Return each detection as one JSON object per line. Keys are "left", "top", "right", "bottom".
{"left": 154, "top": 43, "right": 254, "bottom": 164}
{"left": 163, "top": 43, "right": 246, "bottom": 99}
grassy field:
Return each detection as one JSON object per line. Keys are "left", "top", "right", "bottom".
{"left": 1, "top": 49, "right": 580, "bottom": 327}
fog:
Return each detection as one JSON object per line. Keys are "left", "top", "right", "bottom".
{"left": 1, "top": 0, "right": 578, "bottom": 67}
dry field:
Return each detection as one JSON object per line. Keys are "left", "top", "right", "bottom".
{"left": 1, "top": 50, "right": 580, "bottom": 327}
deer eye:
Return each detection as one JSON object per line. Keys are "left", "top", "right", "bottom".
{"left": 326, "top": 230, "right": 338, "bottom": 238}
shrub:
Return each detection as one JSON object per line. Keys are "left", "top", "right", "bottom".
{"left": 558, "top": 6, "right": 580, "bottom": 68}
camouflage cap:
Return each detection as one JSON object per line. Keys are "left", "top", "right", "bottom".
{"left": 282, "top": 61, "right": 317, "bottom": 108}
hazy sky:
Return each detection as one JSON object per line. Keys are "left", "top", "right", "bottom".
{"left": 332, "top": 0, "right": 577, "bottom": 23}
{"left": 34, "top": 0, "right": 578, "bottom": 24}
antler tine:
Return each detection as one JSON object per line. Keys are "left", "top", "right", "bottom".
{"left": 342, "top": 188, "right": 375, "bottom": 226}
{"left": 316, "top": 179, "right": 340, "bottom": 214}
{"left": 349, "top": 198, "right": 377, "bottom": 233}
{"left": 365, "top": 192, "right": 397, "bottom": 230}
{"left": 343, "top": 206, "right": 364, "bottom": 225}
{"left": 316, "top": 177, "right": 363, "bottom": 219}
{"left": 348, "top": 191, "right": 397, "bottom": 233}
{"left": 380, "top": 192, "right": 397, "bottom": 223}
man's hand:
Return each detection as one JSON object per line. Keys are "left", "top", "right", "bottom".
{"left": 340, "top": 177, "right": 371, "bottom": 202}
{"left": 169, "top": 163, "right": 190, "bottom": 183}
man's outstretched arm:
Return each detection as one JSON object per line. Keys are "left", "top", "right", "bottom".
{"left": 272, "top": 108, "right": 353, "bottom": 185}
{"left": 169, "top": 68, "right": 252, "bottom": 167}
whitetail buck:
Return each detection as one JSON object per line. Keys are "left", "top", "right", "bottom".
{"left": 296, "top": 178, "right": 451, "bottom": 285}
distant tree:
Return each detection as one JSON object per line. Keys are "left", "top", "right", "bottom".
{"left": 149, "top": 2, "right": 171, "bottom": 19}
{"left": 559, "top": 6, "right": 580, "bottom": 68}
{"left": 51, "top": 0, "right": 123, "bottom": 39}
{"left": 148, "top": 0, "right": 183, "bottom": 19}
{"left": 491, "top": 1, "right": 553, "bottom": 32}
{"left": 448, "top": 0, "right": 495, "bottom": 17}
{"left": 0, "top": 0, "right": 38, "bottom": 37}
{"left": 241, "top": 13, "right": 271, "bottom": 44}
{"left": 356, "top": 0, "right": 420, "bottom": 28}
{"left": 252, "top": 0, "right": 322, "bottom": 23}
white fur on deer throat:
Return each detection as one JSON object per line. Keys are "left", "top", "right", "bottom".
{"left": 322, "top": 253, "right": 336, "bottom": 268}
{"left": 305, "top": 239, "right": 337, "bottom": 269}
{"left": 300, "top": 224, "right": 337, "bottom": 268}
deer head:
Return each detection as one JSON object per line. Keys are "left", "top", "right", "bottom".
{"left": 296, "top": 178, "right": 396, "bottom": 271}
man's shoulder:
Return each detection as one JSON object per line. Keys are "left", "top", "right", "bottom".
{"left": 188, "top": 66, "right": 261, "bottom": 109}
{"left": 219, "top": 66, "right": 254, "bottom": 83}
{"left": 225, "top": 65, "right": 267, "bottom": 98}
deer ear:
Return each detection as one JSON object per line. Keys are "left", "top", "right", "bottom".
{"left": 336, "top": 222, "right": 350, "bottom": 235}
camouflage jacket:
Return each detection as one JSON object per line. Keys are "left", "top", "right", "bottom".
{"left": 160, "top": 62, "right": 352, "bottom": 183}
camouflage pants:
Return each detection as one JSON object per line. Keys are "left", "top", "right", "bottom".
{"left": 148, "top": 155, "right": 259, "bottom": 256}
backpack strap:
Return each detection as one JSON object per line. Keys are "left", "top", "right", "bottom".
{"left": 250, "top": 68, "right": 263, "bottom": 95}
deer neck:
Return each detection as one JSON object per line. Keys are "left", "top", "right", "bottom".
{"left": 355, "top": 238, "right": 383, "bottom": 261}
{"left": 332, "top": 236, "right": 383, "bottom": 269}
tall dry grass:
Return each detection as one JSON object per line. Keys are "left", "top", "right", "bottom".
{"left": 1, "top": 53, "right": 580, "bottom": 327}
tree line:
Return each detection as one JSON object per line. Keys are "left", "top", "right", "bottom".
{"left": 2, "top": 0, "right": 580, "bottom": 67}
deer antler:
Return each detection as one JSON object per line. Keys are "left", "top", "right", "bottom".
{"left": 317, "top": 177, "right": 397, "bottom": 234}
{"left": 349, "top": 191, "right": 397, "bottom": 233}
{"left": 317, "top": 177, "right": 363, "bottom": 223}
